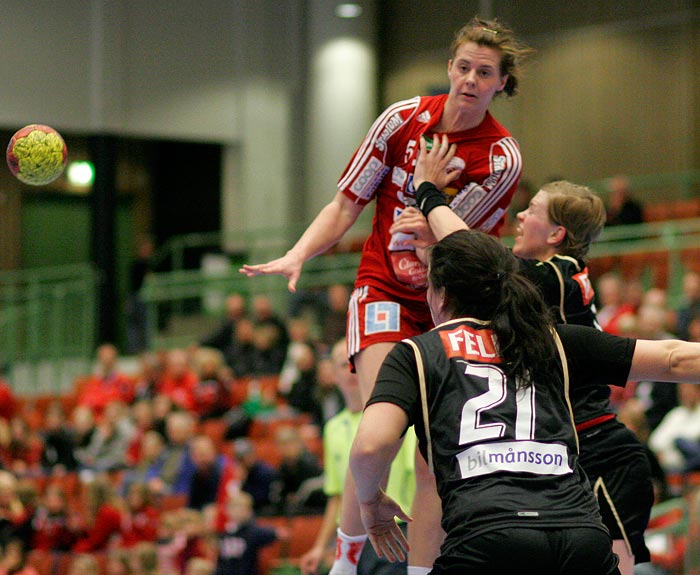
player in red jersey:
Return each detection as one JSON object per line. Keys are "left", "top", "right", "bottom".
{"left": 241, "top": 17, "right": 532, "bottom": 575}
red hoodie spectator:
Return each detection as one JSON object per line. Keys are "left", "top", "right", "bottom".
{"left": 158, "top": 349, "right": 198, "bottom": 411}
{"left": 78, "top": 344, "right": 135, "bottom": 417}
{"left": 72, "top": 477, "right": 122, "bottom": 552}
{"left": 119, "top": 482, "right": 160, "bottom": 547}
{"left": 31, "top": 483, "right": 78, "bottom": 551}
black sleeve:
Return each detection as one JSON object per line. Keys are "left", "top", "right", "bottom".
{"left": 556, "top": 324, "right": 637, "bottom": 387}
{"left": 366, "top": 342, "right": 421, "bottom": 426}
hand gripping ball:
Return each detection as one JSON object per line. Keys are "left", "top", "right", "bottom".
{"left": 6, "top": 124, "right": 68, "bottom": 185}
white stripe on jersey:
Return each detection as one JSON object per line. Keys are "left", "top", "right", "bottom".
{"left": 337, "top": 97, "right": 420, "bottom": 196}
{"left": 347, "top": 286, "right": 368, "bottom": 359}
{"left": 466, "top": 136, "right": 522, "bottom": 229}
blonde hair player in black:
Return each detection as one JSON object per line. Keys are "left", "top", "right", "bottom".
{"left": 390, "top": 135, "right": 654, "bottom": 575}
{"left": 350, "top": 229, "right": 700, "bottom": 574}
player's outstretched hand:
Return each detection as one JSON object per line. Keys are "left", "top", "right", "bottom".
{"left": 359, "top": 490, "right": 412, "bottom": 563}
{"left": 413, "top": 133, "right": 462, "bottom": 191}
{"left": 239, "top": 252, "right": 303, "bottom": 293}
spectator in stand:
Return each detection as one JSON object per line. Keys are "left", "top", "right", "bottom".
{"left": 40, "top": 401, "right": 78, "bottom": 474}
{"left": 13, "top": 480, "right": 36, "bottom": 550}
{"left": 648, "top": 383, "right": 700, "bottom": 474}
{"left": 312, "top": 355, "right": 345, "bottom": 428}
{"left": 72, "top": 476, "right": 122, "bottom": 552}
{"left": 78, "top": 401, "right": 134, "bottom": 474}
{"left": 126, "top": 399, "right": 156, "bottom": 468}
{"left": 0, "top": 538, "right": 39, "bottom": 575}
{"left": 79, "top": 343, "right": 135, "bottom": 418}
{"left": 126, "top": 234, "right": 156, "bottom": 355}
{"left": 31, "top": 482, "right": 78, "bottom": 552}
{"left": 0, "top": 416, "right": 42, "bottom": 477}
{"left": 226, "top": 318, "right": 257, "bottom": 379}
{"left": 605, "top": 174, "right": 644, "bottom": 227}
{"left": 199, "top": 293, "right": 247, "bottom": 357}
{"left": 675, "top": 270, "right": 700, "bottom": 340}
{"left": 0, "top": 471, "right": 30, "bottom": 550}
{"left": 250, "top": 295, "right": 289, "bottom": 375}
{"left": 192, "top": 349, "right": 232, "bottom": 421}
{"left": 213, "top": 491, "right": 284, "bottom": 575}
{"left": 121, "top": 430, "right": 167, "bottom": 498}
{"left": 157, "top": 508, "right": 211, "bottom": 575}
{"left": 231, "top": 439, "right": 278, "bottom": 515}
{"left": 273, "top": 425, "right": 325, "bottom": 515}
{"left": 318, "top": 284, "right": 351, "bottom": 353}
{"left": 278, "top": 317, "right": 317, "bottom": 397}
{"left": 284, "top": 343, "right": 324, "bottom": 424}
{"left": 133, "top": 353, "right": 164, "bottom": 402}
{"left": 158, "top": 349, "right": 199, "bottom": 412}
{"left": 157, "top": 411, "right": 197, "bottom": 496}
{"left": 119, "top": 482, "right": 160, "bottom": 548}
{"left": 633, "top": 305, "right": 679, "bottom": 432}
{"left": 70, "top": 405, "right": 96, "bottom": 469}
{"left": 596, "top": 271, "right": 637, "bottom": 335}
{"left": 151, "top": 394, "right": 176, "bottom": 440}
{"left": 184, "top": 435, "right": 239, "bottom": 512}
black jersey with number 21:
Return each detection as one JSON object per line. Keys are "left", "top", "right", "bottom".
{"left": 369, "top": 318, "right": 636, "bottom": 556}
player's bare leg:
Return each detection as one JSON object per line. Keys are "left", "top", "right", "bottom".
{"left": 330, "top": 342, "right": 396, "bottom": 575}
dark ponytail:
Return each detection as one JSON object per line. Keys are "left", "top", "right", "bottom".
{"left": 430, "top": 230, "right": 559, "bottom": 387}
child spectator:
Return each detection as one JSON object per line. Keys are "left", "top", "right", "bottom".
{"left": 40, "top": 401, "right": 78, "bottom": 474}
{"left": 31, "top": 482, "right": 78, "bottom": 552}
{"left": 70, "top": 405, "right": 97, "bottom": 469}
{"left": 213, "top": 492, "right": 284, "bottom": 575}
{"left": 119, "top": 482, "right": 160, "bottom": 548}
{"left": 72, "top": 476, "right": 122, "bottom": 552}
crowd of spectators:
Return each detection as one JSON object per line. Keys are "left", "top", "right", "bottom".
{"left": 3, "top": 267, "right": 700, "bottom": 575}
{"left": 0, "top": 285, "right": 355, "bottom": 575}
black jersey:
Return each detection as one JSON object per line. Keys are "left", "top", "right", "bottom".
{"left": 519, "top": 255, "right": 618, "bottom": 426}
{"left": 369, "top": 320, "right": 635, "bottom": 556}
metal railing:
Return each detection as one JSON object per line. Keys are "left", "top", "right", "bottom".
{"left": 0, "top": 263, "right": 99, "bottom": 395}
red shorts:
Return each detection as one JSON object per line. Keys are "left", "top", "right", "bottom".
{"left": 347, "top": 285, "right": 434, "bottom": 362}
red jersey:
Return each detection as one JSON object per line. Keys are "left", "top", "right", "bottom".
{"left": 338, "top": 94, "right": 521, "bottom": 300}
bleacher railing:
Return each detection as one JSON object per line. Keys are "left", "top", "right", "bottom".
{"left": 0, "top": 263, "right": 98, "bottom": 395}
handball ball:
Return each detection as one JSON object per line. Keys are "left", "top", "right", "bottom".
{"left": 6, "top": 124, "right": 68, "bottom": 186}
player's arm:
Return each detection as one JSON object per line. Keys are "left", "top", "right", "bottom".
{"left": 300, "top": 495, "right": 341, "bottom": 575}
{"left": 390, "top": 134, "right": 467, "bottom": 246}
{"left": 629, "top": 339, "right": 700, "bottom": 383}
{"left": 350, "top": 402, "right": 412, "bottom": 562}
{"left": 239, "top": 191, "right": 364, "bottom": 292}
